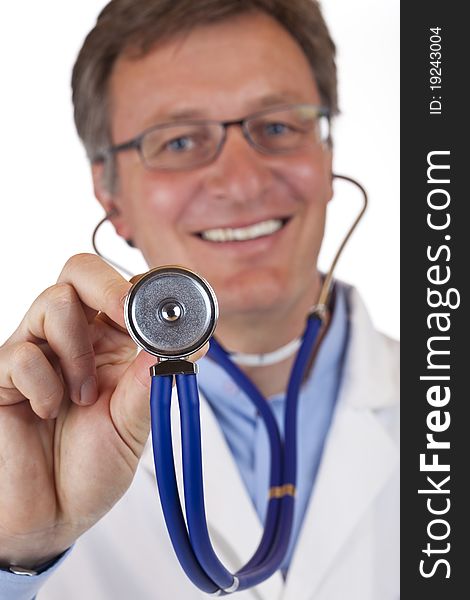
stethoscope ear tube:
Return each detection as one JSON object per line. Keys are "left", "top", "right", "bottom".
{"left": 150, "top": 375, "right": 220, "bottom": 594}
{"left": 150, "top": 312, "right": 324, "bottom": 594}
{"left": 177, "top": 374, "right": 239, "bottom": 592}
{"left": 206, "top": 339, "right": 284, "bottom": 573}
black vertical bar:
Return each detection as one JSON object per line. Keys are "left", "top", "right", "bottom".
{"left": 401, "top": 3, "right": 468, "bottom": 598}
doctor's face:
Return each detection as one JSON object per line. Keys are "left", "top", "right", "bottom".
{"left": 101, "top": 11, "right": 333, "bottom": 318}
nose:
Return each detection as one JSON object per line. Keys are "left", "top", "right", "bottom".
{"left": 203, "top": 124, "right": 273, "bottom": 204}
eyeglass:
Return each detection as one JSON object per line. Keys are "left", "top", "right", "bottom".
{"left": 97, "top": 104, "right": 330, "bottom": 171}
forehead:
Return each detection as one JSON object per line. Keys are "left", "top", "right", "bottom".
{"left": 109, "top": 11, "right": 321, "bottom": 139}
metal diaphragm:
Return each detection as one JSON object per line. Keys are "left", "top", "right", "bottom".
{"left": 124, "top": 266, "right": 218, "bottom": 359}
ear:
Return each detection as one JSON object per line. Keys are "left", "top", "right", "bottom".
{"left": 91, "top": 162, "right": 133, "bottom": 241}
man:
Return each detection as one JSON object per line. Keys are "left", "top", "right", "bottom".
{"left": 0, "top": 1, "right": 399, "bottom": 598}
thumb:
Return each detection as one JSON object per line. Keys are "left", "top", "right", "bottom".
{"left": 109, "top": 350, "right": 157, "bottom": 457}
{"left": 109, "top": 343, "right": 209, "bottom": 457}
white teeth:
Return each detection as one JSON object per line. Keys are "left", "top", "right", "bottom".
{"left": 201, "top": 219, "right": 284, "bottom": 242}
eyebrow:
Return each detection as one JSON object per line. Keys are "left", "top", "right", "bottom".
{"left": 248, "top": 92, "right": 304, "bottom": 110}
{"left": 144, "top": 92, "right": 305, "bottom": 127}
{"left": 167, "top": 108, "right": 208, "bottom": 120}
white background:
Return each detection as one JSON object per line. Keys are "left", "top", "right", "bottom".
{"left": 0, "top": 0, "right": 399, "bottom": 343}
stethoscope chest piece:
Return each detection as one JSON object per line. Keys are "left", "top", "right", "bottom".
{"left": 124, "top": 266, "right": 218, "bottom": 358}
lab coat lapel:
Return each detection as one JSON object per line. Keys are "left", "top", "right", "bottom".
{"left": 141, "top": 386, "right": 284, "bottom": 600}
{"left": 282, "top": 289, "right": 399, "bottom": 600}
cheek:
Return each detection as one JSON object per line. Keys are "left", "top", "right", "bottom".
{"left": 121, "top": 169, "right": 199, "bottom": 246}
{"left": 280, "top": 150, "right": 333, "bottom": 213}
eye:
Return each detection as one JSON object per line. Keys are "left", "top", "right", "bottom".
{"left": 165, "top": 136, "right": 195, "bottom": 152}
{"left": 263, "top": 122, "right": 291, "bottom": 136}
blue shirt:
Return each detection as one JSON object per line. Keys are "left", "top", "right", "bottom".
{"left": 0, "top": 285, "right": 349, "bottom": 596}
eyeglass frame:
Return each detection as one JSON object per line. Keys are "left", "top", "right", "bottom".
{"left": 94, "top": 103, "right": 331, "bottom": 171}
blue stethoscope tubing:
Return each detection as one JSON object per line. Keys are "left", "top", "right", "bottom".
{"left": 150, "top": 312, "right": 323, "bottom": 594}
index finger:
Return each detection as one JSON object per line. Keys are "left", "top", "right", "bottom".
{"left": 57, "top": 253, "right": 131, "bottom": 328}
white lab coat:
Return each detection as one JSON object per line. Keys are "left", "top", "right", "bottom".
{"left": 39, "top": 288, "right": 399, "bottom": 600}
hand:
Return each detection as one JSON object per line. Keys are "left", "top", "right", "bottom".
{"left": 0, "top": 254, "right": 206, "bottom": 569}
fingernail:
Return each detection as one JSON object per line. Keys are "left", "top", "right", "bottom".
{"left": 80, "top": 376, "right": 98, "bottom": 406}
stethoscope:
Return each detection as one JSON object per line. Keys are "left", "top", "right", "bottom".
{"left": 94, "top": 174, "right": 368, "bottom": 595}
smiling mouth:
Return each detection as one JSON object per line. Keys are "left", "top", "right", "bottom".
{"left": 198, "top": 218, "right": 290, "bottom": 242}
